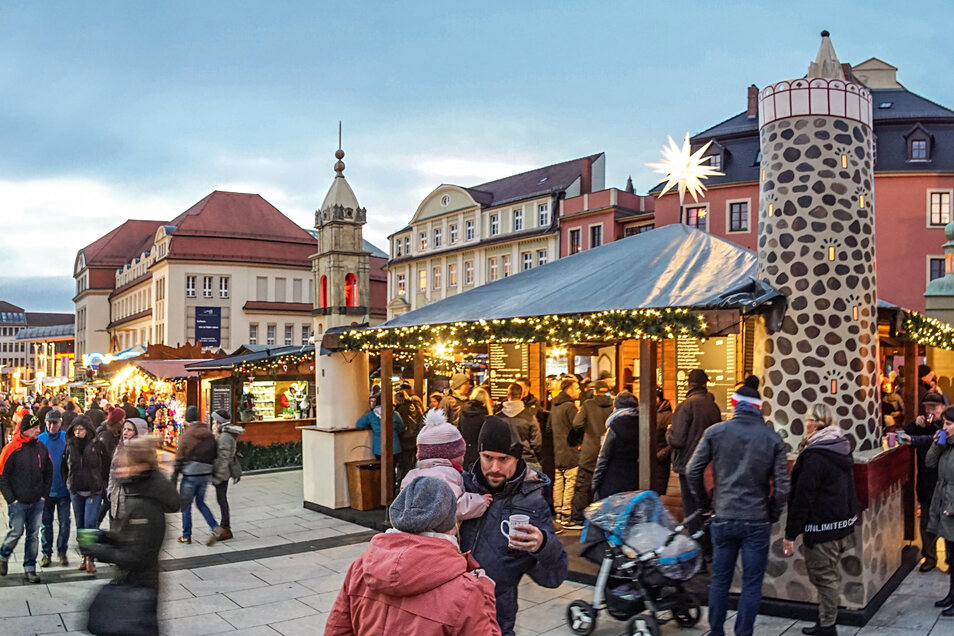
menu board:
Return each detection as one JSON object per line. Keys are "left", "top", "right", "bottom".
{"left": 675, "top": 335, "right": 738, "bottom": 420}
{"left": 488, "top": 343, "right": 529, "bottom": 402}
{"left": 210, "top": 384, "right": 232, "bottom": 417}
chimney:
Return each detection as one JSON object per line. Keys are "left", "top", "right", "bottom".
{"left": 747, "top": 84, "right": 759, "bottom": 119}
{"left": 580, "top": 158, "right": 592, "bottom": 195}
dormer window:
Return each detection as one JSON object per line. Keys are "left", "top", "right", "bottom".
{"left": 905, "top": 123, "right": 933, "bottom": 162}
{"left": 706, "top": 154, "right": 722, "bottom": 171}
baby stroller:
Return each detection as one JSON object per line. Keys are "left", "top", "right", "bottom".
{"left": 566, "top": 490, "right": 705, "bottom": 636}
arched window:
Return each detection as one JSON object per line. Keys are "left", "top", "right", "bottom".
{"left": 344, "top": 273, "right": 357, "bottom": 307}
{"left": 320, "top": 275, "right": 328, "bottom": 308}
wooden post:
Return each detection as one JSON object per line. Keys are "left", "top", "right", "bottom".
{"left": 413, "top": 351, "right": 425, "bottom": 398}
{"left": 902, "top": 340, "right": 918, "bottom": 541}
{"left": 537, "top": 342, "right": 547, "bottom": 404}
{"left": 638, "top": 340, "right": 658, "bottom": 491}
{"left": 615, "top": 342, "right": 625, "bottom": 393}
{"left": 567, "top": 347, "right": 575, "bottom": 376}
{"left": 381, "top": 349, "right": 395, "bottom": 506}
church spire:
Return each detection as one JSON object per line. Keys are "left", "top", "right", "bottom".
{"left": 808, "top": 30, "right": 846, "bottom": 80}
{"left": 334, "top": 121, "right": 345, "bottom": 177}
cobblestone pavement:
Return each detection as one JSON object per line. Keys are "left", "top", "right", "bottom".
{"left": 0, "top": 468, "right": 950, "bottom": 635}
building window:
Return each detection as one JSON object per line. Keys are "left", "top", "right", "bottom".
{"left": 419, "top": 231, "right": 427, "bottom": 250}
{"left": 256, "top": 276, "right": 267, "bottom": 301}
{"left": 344, "top": 273, "right": 357, "bottom": 307}
{"left": 537, "top": 249, "right": 548, "bottom": 266}
{"left": 490, "top": 214, "right": 499, "bottom": 236}
{"left": 464, "top": 260, "right": 474, "bottom": 285}
{"left": 522, "top": 252, "right": 533, "bottom": 271}
{"left": 930, "top": 191, "right": 952, "bottom": 226}
{"left": 219, "top": 277, "right": 229, "bottom": 298}
{"left": 502, "top": 254, "right": 511, "bottom": 277}
{"left": 448, "top": 263, "right": 458, "bottom": 287}
{"left": 911, "top": 139, "right": 928, "bottom": 161}
{"left": 301, "top": 324, "right": 311, "bottom": 344}
{"left": 488, "top": 257, "right": 498, "bottom": 281}
{"left": 624, "top": 224, "right": 654, "bottom": 236}
{"left": 449, "top": 224, "right": 458, "bottom": 244}
{"left": 394, "top": 239, "right": 403, "bottom": 257}
{"left": 930, "top": 257, "right": 946, "bottom": 281}
{"left": 266, "top": 324, "right": 276, "bottom": 345}
{"left": 397, "top": 273, "right": 406, "bottom": 296}
{"left": 538, "top": 203, "right": 550, "bottom": 226}
{"left": 513, "top": 209, "right": 523, "bottom": 231}
{"left": 569, "top": 229, "right": 582, "bottom": 254}
{"left": 404, "top": 237, "right": 410, "bottom": 254}
{"left": 684, "top": 205, "right": 707, "bottom": 231}
{"left": 275, "top": 277, "right": 286, "bottom": 302}
{"left": 590, "top": 225, "right": 603, "bottom": 248}
{"left": 319, "top": 275, "right": 328, "bottom": 307}
{"left": 706, "top": 154, "right": 722, "bottom": 171}
{"left": 433, "top": 228, "right": 442, "bottom": 248}
{"left": 418, "top": 269, "right": 426, "bottom": 292}
{"left": 284, "top": 325, "right": 293, "bottom": 346}
{"left": 186, "top": 276, "right": 196, "bottom": 298}
{"left": 292, "top": 278, "right": 302, "bottom": 303}
{"left": 249, "top": 324, "right": 258, "bottom": 345}
{"left": 203, "top": 276, "right": 213, "bottom": 298}
{"left": 432, "top": 266, "right": 441, "bottom": 290}
{"left": 728, "top": 201, "right": 749, "bottom": 233}
{"left": 465, "top": 220, "right": 475, "bottom": 241}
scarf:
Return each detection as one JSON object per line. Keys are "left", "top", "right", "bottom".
{"left": 798, "top": 423, "right": 844, "bottom": 453}
{"left": 605, "top": 406, "right": 638, "bottom": 430}
{"left": 0, "top": 420, "right": 29, "bottom": 474}
{"left": 385, "top": 528, "right": 460, "bottom": 549}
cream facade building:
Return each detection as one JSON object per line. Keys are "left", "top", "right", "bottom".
{"left": 386, "top": 154, "right": 605, "bottom": 318}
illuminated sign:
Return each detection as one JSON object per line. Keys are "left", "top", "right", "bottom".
{"left": 82, "top": 347, "right": 143, "bottom": 368}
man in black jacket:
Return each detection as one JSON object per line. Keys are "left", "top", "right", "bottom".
{"left": 668, "top": 369, "right": 722, "bottom": 523}
{"left": 0, "top": 414, "right": 53, "bottom": 583}
{"left": 687, "top": 376, "right": 788, "bottom": 636}
{"left": 549, "top": 378, "right": 581, "bottom": 528}
{"left": 567, "top": 380, "right": 614, "bottom": 529}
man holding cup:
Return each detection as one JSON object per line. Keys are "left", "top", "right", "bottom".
{"left": 459, "top": 416, "right": 568, "bottom": 636}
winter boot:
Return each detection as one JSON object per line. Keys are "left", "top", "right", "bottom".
{"left": 802, "top": 624, "right": 820, "bottom": 635}
{"left": 218, "top": 526, "right": 233, "bottom": 541}
{"left": 57, "top": 553, "right": 68, "bottom": 567}
{"left": 39, "top": 554, "right": 51, "bottom": 568}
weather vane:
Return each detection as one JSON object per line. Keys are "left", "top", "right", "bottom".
{"left": 647, "top": 133, "right": 723, "bottom": 205}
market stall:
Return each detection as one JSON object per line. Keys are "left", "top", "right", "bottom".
{"left": 186, "top": 345, "right": 315, "bottom": 445}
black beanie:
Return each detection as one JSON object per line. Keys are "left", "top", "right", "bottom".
{"left": 20, "top": 414, "right": 41, "bottom": 433}
{"left": 919, "top": 364, "right": 933, "bottom": 380}
{"left": 478, "top": 416, "right": 522, "bottom": 459}
{"left": 732, "top": 375, "right": 761, "bottom": 408}
{"left": 687, "top": 369, "right": 709, "bottom": 386}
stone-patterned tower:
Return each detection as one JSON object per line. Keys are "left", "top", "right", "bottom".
{"left": 757, "top": 32, "right": 880, "bottom": 451}
{"left": 311, "top": 132, "right": 372, "bottom": 336}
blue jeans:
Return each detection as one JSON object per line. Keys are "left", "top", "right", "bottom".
{"left": 1, "top": 500, "right": 44, "bottom": 571}
{"left": 72, "top": 493, "right": 104, "bottom": 531}
{"left": 708, "top": 517, "right": 772, "bottom": 636}
{"left": 180, "top": 475, "right": 217, "bottom": 539}
{"left": 42, "top": 495, "right": 71, "bottom": 556}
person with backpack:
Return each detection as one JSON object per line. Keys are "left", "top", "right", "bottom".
{"left": 173, "top": 406, "right": 223, "bottom": 546}
{"left": 211, "top": 409, "right": 244, "bottom": 541}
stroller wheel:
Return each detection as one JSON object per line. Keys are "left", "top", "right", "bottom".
{"left": 626, "top": 613, "right": 661, "bottom": 636}
{"left": 566, "top": 600, "right": 597, "bottom": 635}
{"left": 673, "top": 604, "right": 701, "bottom": 627}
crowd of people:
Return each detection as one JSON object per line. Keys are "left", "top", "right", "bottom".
{"left": 0, "top": 391, "right": 243, "bottom": 634}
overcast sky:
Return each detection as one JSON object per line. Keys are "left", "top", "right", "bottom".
{"left": 2, "top": 1, "right": 952, "bottom": 312}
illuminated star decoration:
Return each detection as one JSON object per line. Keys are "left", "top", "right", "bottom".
{"left": 647, "top": 133, "right": 724, "bottom": 204}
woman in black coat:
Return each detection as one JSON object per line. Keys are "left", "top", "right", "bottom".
{"left": 63, "top": 415, "right": 106, "bottom": 573}
{"left": 460, "top": 387, "right": 492, "bottom": 470}
{"left": 592, "top": 392, "right": 640, "bottom": 500}
{"left": 83, "top": 437, "right": 180, "bottom": 635}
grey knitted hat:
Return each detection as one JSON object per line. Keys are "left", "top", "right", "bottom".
{"left": 389, "top": 476, "right": 457, "bottom": 534}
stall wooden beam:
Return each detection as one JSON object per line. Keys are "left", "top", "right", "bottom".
{"left": 615, "top": 343, "right": 625, "bottom": 393}
{"left": 638, "top": 339, "right": 657, "bottom": 491}
{"left": 567, "top": 347, "right": 575, "bottom": 376}
{"left": 413, "top": 351, "right": 425, "bottom": 398}
{"left": 536, "top": 342, "right": 547, "bottom": 404}
{"left": 380, "top": 350, "right": 395, "bottom": 506}
{"left": 902, "top": 340, "right": 917, "bottom": 541}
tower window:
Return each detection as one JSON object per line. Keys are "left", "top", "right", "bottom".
{"left": 319, "top": 275, "right": 328, "bottom": 308}
{"left": 344, "top": 273, "right": 358, "bottom": 307}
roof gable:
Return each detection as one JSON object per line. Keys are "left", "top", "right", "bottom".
{"left": 78, "top": 219, "right": 166, "bottom": 269}
{"left": 168, "top": 191, "right": 314, "bottom": 245}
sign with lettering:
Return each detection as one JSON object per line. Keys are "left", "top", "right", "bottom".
{"left": 195, "top": 307, "right": 221, "bottom": 347}
{"left": 675, "top": 335, "right": 738, "bottom": 420}
{"left": 488, "top": 343, "right": 529, "bottom": 403}
{"left": 210, "top": 384, "right": 232, "bottom": 416}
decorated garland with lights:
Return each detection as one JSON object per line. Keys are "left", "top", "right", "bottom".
{"left": 903, "top": 311, "right": 954, "bottom": 351}
{"left": 339, "top": 308, "right": 707, "bottom": 351}
{"left": 235, "top": 350, "right": 315, "bottom": 376}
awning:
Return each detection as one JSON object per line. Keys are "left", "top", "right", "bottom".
{"left": 379, "top": 225, "right": 784, "bottom": 329}
{"left": 186, "top": 345, "right": 314, "bottom": 371}
{"left": 133, "top": 359, "right": 204, "bottom": 380}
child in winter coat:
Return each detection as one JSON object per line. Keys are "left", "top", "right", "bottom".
{"left": 401, "top": 409, "right": 491, "bottom": 526}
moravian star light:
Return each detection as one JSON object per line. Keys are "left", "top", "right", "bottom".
{"left": 647, "top": 133, "right": 724, "bottom": 204}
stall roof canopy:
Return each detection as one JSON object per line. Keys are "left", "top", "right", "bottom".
{"left": 186, "top": 345, "right": 314, "bottom": 371}
{"left": 134, "top": 359, "right": 203, "bottom": 380}
{"left": 380, "top": 224, "right": 783, "bottom": 329}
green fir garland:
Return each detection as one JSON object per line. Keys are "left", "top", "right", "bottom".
{"left": 903, "top": 311, "right": 954, "bottom": 351}
{"left": 339, "top": 308, "right": 707, "bottom": 352}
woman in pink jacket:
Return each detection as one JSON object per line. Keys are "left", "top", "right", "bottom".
{"left": 325, "top": 476, "right": 500, "bottom": 635}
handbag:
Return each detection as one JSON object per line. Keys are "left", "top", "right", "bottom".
{"left": 86, "top": 581, "right": 158, "bottom": 636}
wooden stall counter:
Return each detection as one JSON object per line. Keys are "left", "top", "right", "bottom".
{"left": 301, "top": 425, "right": 375, "bottom": 510}
{"left": 238, "top": 417, "right": 311, "bottom": 445}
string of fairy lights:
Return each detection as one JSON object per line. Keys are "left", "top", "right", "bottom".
{"left": 235, "top": 350, "right": 314, "bottom": 376}
{"left": 903, "top": 312, "right": 954, "bottom": 351}
{"left": 338, "top": 308, "right": 708, "bottom": 352}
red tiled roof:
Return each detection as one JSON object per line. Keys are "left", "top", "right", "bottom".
{"left": 242, "top": 301, "right": 313, "bottom": 313}
{"left": 0, "top": 301, "right": 25, "bottom": 313}
{"left": 80, "top": 220, "right": 165, "bottom": 269}
{"left": 134, "top": 359, "right": 202, "bottom": 379}
{"left": 168, "top": 191, "right": 314, "bottom": 245}
{"left": 168, "top": 236, "right": 314, "bottom": 268}
{"left": 26, "top": 312, "right": 74, "bottom": 327}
